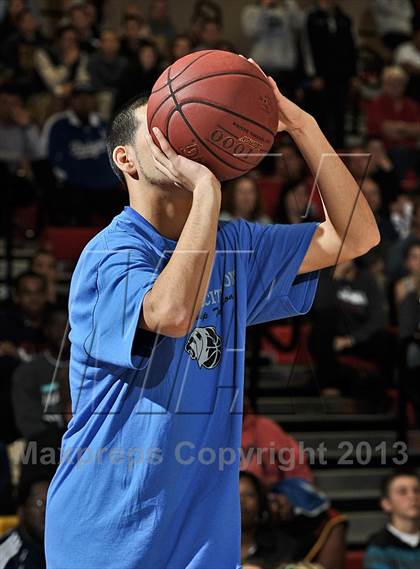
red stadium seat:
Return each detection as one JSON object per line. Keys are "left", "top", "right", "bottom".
{"left": 346, "top": 550, "right": 364, "bottom": 569}
{"left": 42, "top": 226, "right": 102, "bottom": 261}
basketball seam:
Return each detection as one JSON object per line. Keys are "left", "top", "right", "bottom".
{"left": 151, "top": 50, "right": 214, "bottom": 95}
{"left": 166, "top": 70, "right": 248, "bottom": 174}
{"left": 187, "top": 100, "right": 276, "bottom": 138}
{"left": 149, "top": 70, "right": 271, "bottom": 128}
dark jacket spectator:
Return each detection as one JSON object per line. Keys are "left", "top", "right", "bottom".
{"left": 306, "top": 1, "right": 357, "bottom": 147}
{"left": 364, "top": 470, "right": 420, "bottom": 569}
{"left": 12, "top": 307, "right": 69, "bottom": 443}
{"left": 0, "top": 272, "right": 48, "bottom": 444}
{"left": 114, "top": 40, "right": 162, "bottom": 110}
{"left": 42, "top": 85, "right": 116, "bottom": 191}
{"left": 88, "top": 30, "right": 128, "bottom": 92}
{"left": 308, "top": 261, "right": 388, "bottom": 395}
{"left": 240, "top": 471, "right": 298, "bottom": 568}
{"left": 0, "top": 472, "right": 50, "bottom": 569}
{"left": 1, "top": 9, "right": 45, "bottom": 96}
{"left": 34, "top": 25, "right": 90, "bottom": 98}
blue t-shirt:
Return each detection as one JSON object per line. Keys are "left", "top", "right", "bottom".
{"left": 45, "top": 206, "right": 319, "bottom": 569}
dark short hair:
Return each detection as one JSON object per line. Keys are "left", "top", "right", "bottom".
{"left": 239, "top": 470, "right": 270, "bottom": 524}
{"left": 106, "top": 94, "right": 149, "bottom": 183}
{"left": 17, "top": 470, "right": 51, "bottom": 507}
{"left": 381, "top": 468, "right": 419, "bottom": 498}
{"left": 14, "top": 271, "right": 47, "bottom": 292}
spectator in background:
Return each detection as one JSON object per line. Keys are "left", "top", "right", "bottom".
{"left": 0, "top": 85, "right": 42, "bottom": 173}
{"left": 364, "top": 470, "right": 420, "bottom": 568}
{"left": 194, "top": 17, "right": 223, "bottom": 50}
{"left": 306, "top": 0, "right": 357, "bottom": 148}
{"left": 42, "top": 82, "right": 120, "bottom": 225}
{"left": 395, "top": 26, "right": 420, "bottom": 102}
{"left": 34, "top": 25, "right": 90, "bottom": 98}
{"left": 388, "top": 202, "right": 420, "bottom": 280}
{"left": 0, "top": 471, "right": 51, "bottom": 568}
{"left": 361, "top": 177, "right": 399, "bottom": 246}
{"left": 242, "top": 0, "right": 305, "bottom": 98}
{"left": 149, "top": 0, "right": 176, "bottom": 55}
{"left": 120, "top": 14, "right": 151, "bottom": 63}
{"left": 0, "top": 271, "right": 48, "bottom": 358}
{"left": 0, "top": 0, "right": 25, "bottom": 41}
{"left": 31, "top": 249, "right": 64, "bottom": 307}
{"left": 242, "top": 396, "right": 347, "bottom": 569}
{"left": 220, "top": 176, "right": 271, "bottom": 224}
{"left": 1, "top": 8, "right": 45, "bottom": 97}
{"left": 190, "top": 0, "right": 223, "bottom": 44}
{"left": 308, "top": 260, "right": 388, "bottom": 400}
{"left": 276, "top": 179, "right": 318, "bottom": 224}
{"left": 0, "top": 443, "right": 13, "bottom": 514}
{"left": 68, "top": 3, "right": 98, "bottom": 53}
{"left": 0, "top": 271, "right": 48, "bottom": 444}
{"left": 365, "top": 138, "right": 401, "bottom": 210}
{"left": 114, "top": 40, "right": 162, "bottom": 110}
{"left": 169, "top": 33, "right": 193, "bottom": 63}
{"left": 12, "top": 306, "right": 69, "bottom": 447}
{"left": 395, "top": 241, "right": 420, "bottom": 425}
{"left": 88, "top": 29, "right": 127, "bottom": 118}
{"left": 373, "top": 0, "right": 413, "bottom": 50}
{"left": 367, "top": 66, "right": 420, "bottom": 179}
{"left": 240, "top": 471, "right": 298, "bottom": 568}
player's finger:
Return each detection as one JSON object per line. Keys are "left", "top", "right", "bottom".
{"left": 153, "top": 158, "right": 179, "bottom": 186}
{"left": 146, "top": 129, "right": 177, "bottom": 174}
{"left": 267, "top": 76, "right": 283, "bottom": 103}
{"left": 248, "top": 57, "right": 267, "bottom": 78}
{"left": 153, "top": 127, "right": 177, "bottom": 161}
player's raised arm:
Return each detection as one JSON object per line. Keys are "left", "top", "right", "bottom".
{"left": 267, "top": 75, "right": 381, "bottom": 275}
{"left": 139, "top": 128, "right": 221, "bottom": 338}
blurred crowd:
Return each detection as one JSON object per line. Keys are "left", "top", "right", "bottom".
{"left": 1, "top": 0, "right": 420, "bottom": 568}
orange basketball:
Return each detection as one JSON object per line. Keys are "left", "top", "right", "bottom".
{"left": 147, "top": 50, "right": 279, "bottom": 181}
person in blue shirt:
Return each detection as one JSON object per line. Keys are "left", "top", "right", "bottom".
{"left": 44, "top": 63, "right": 380, "bottom": 569}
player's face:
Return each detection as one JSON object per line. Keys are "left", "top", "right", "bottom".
{"left": 382, "top": 476, "right": 420, "bottom": 521}
{"left": 132, "top": 105, "right": 173, "bottom": 186}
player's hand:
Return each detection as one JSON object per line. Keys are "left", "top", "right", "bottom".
{"left": 246, "top": 57, "right": 312, "bottom": 134}
{"left": 147, "top": 127, "right": 221, "bottom": 193}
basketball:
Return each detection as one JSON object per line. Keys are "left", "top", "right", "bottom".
{"left": 147, "top": 50, "right": 279, "bottom": 181}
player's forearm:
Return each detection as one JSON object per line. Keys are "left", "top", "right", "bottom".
{"left": 146, "top": 182, "right": 221, "bottom": 337}
{"left": 291, "top": 116, "right": 380, "bottom": 254}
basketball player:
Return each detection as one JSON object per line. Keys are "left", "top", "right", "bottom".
{"left": 45, "top": 69, "right": 379, "bottom": 568}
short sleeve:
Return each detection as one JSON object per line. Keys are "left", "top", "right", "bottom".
{"left": 244, "top": 220, "right": 320, "bottom": 326}
{"left": 79, "top": 249, "right": 165, "bottom": 370}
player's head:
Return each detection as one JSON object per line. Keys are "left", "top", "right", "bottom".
{"left": 107, "top": 94, "right": 173, "bottom": 190}
{"left": 380, "top": 469, "right": 420, "bottom": 524}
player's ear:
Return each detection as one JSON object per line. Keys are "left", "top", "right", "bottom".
{"left": 113, "top": 146, "right": 137, "bottom": 177}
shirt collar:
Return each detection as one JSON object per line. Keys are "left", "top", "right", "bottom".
{"left": 122, "top": 206, "right": 177, "bottom": 252}
{"left": 387, "top": 524, "right": 420, "bottom": 548}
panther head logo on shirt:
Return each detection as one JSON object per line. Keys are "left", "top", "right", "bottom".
{"left": 185, "top": 326, "right": 222, "bottom": 369}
